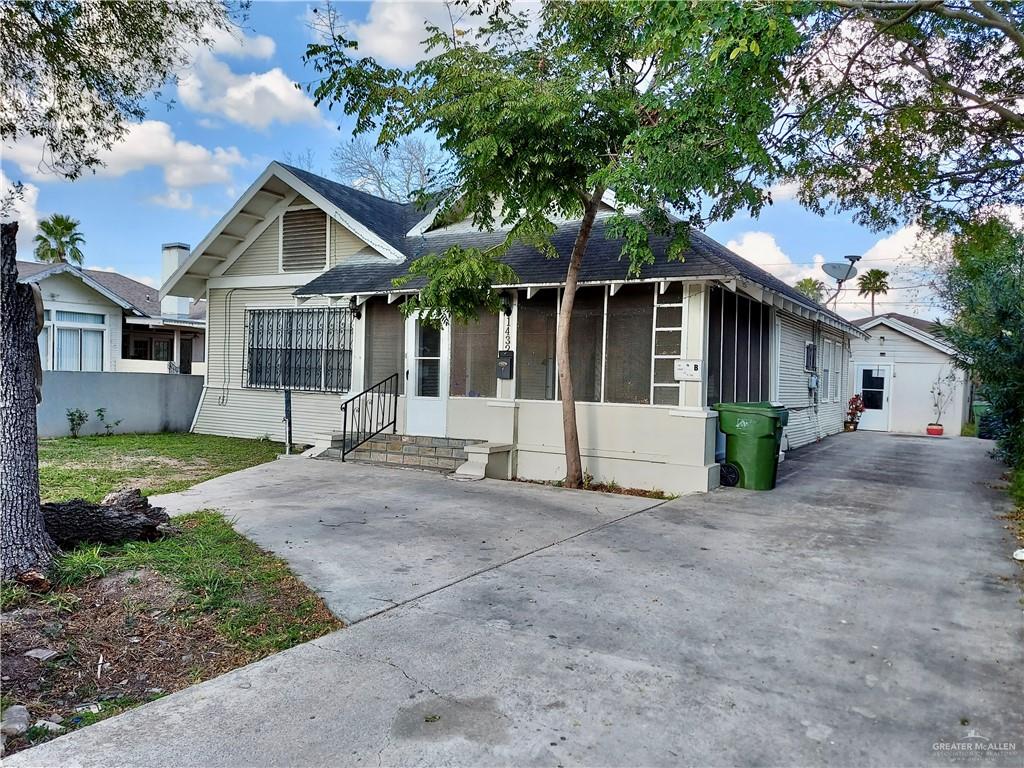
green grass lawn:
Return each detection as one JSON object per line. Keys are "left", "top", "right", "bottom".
{"left": 38, "top": 432, "right": 284, "bottom": 502}
{"left": 1, "top": 434, "right": 338, "bottom": 756}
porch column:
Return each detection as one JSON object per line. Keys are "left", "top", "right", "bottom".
{"left": 173, "top": 328, "right": 181, "bottom": 369}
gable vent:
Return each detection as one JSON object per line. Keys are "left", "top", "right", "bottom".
{"left": 282, "top": 209, "right": 327, "bottom": 272}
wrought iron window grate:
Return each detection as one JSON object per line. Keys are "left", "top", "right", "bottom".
{"left": 243, "top": 307, "right": 353, "bottom": 393}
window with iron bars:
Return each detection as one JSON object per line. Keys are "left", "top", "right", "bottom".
{"left": 244, "top": 307, "right": 353, "bottom": 393}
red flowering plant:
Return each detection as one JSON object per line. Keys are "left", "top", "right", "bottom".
{"left": 847, "top": 394, "right": 865, "bottom": 423}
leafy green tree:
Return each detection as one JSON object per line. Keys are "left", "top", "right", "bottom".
{"left": 305, "top": 1, "right": 806, "bottom": 486}
{"left": 936, "top": 218, "right": 1024, "bottom": 466}
{"left": 856, "top": 268, "right": 890, "bottom": 315}
{"left": 783, "top": 1, "right": 1024, "bottom": 231}
{"left": 794, "top": 277, "right": 827, "bottom": 303}
{"left": 1, "top": 0, "right": 241, "bottom": 181}
{"left": 33, "top": 214, "right": 85, "bottom": 265}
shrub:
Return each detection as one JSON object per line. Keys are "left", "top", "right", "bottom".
{"left": 65, "top": 408, "right": 89, "bottom": 438}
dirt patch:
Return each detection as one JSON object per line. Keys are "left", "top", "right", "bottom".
{"left": 1, "top": 568, "right": 242, "bottom": 755}
{"left": 516, "top": 477, "right": 673, "bottom": 500}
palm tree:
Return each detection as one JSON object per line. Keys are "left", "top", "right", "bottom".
{"left": 33, "top": 214, "right": 85, "bottom": 265}
{"left": 794, "top": 277, "right": 827, "bottom": 303}
{"left": 857, "top": 269, "right": 890, "bottom": 315}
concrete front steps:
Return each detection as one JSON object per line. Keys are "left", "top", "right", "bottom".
{"left": 321, "top": 434, "right": 477, "bottom": 473}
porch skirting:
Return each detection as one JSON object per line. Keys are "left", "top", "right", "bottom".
{"left": 193, "top": 387, "right": 720, "bottom": 495}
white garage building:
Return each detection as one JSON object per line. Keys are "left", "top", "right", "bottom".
{"left": 850, "top": 313, "right": 970, "bottom": 435}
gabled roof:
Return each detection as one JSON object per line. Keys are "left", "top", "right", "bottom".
{"left": 17, "top": 260, "right": 157, "bottom": 317}
{"left": 854, "top": 314, "right": 956, "bottom": 356}
{"left": 162, "top": 162, "right": 420, "bottom": 299}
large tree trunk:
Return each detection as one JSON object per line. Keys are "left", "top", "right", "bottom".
{"left": 557, "top": 189, "right": 604, "bottom": 489}
{"left": 1, "top": 222, "right": 57, "bottom": 586}
{"left": 42, "top": 489, "right": 171, "bottom": 549}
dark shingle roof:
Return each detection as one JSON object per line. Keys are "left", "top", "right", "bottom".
{"left": 278, "top": 163, "right": 425, "bottom": 255}
{"left": 295, "top": 211, "right": 854, "bottom": 329}
{"left": 852, "top": 312, "right": 941, "bottom": 335}
{"left": 17, "top": 260, "right": 162, "bottom": 317}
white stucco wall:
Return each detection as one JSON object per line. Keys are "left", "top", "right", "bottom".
{"left": 34, "top": 271, "right": 124, "bottom": 372}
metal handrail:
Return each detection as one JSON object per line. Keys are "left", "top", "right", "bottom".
{"left": 339, "top": 373, "right": 399, "bottom": 461}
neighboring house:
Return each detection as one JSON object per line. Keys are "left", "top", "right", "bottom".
{"left": 162, "top": 161, "right": 865, "bottom": 494}
{"left": 17, "top": 248, "right": 206, "bottom": 375}
{"left": 850, "top": 313, "right": 970, "bottom": 434}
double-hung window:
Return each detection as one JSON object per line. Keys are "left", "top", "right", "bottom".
{"left": 822, "top": 341, "right": 832, "bottom": 401}
{"left": 244, "top": 307, "right": 354, "bottom": 392}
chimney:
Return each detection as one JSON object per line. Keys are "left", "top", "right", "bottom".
{"left": 161, "top": 242, "right": 191, "bottom": 318}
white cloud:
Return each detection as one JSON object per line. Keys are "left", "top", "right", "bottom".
{"left": 725, "top": 231, "right": 825, "bottom": 286}
{"left": 149, "top": 189, "right": 194, "bottom": 210}
{"left": 726, "top": 228, "right": 949, "bottom": 320}
{"left": 768, "top": 180, "right": 800, "bottom": 203}
{"left": 178, "top": 54, "right": 323, "bottom": 130}
{"left": 0, "top": 168, "right": 41, "bottom": 254}
{"left": 90, "top": 265, "right": 158, "bottom": 288}
{"left": 204, "top": 25, "right": 276, "bottom": 59}
{"left": 196, "top": 117, "right": 223, "bottom": 130}
{"left": 343, "top": 1, "right": 539, "bottom": 67}
{"left": 4, "top": 120, "right": 246, "bottom": 190}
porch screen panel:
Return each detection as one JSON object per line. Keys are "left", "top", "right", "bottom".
{"left": 736, "top": 297, "right": 750, "bottom": 402}
{"left": 450, "top": 311, "right": 498, "bottom": 397}
{"left": 565, "top": 287, "right": 604, "bottom": 402}
{"left": 707, "top": 287, "right": 771, "bottom": 404}
{"left": 364, "top": 298, "right": 405, "bottom": 393}
{"left": 517, "top": 289, "right": 557, "bottom": 400}
{"left": 721, "top": 291, "right": 737, "bottom": 402}
{"left": 748, "top": 302, "right": 762, "bottom": 401}
{"left": 605, "top": 284, "right": 654, "bottom": 404}
{"left": 706, "top": 286, "right": 723, "bottom": 406}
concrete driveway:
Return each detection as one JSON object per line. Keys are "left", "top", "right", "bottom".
{"left": 12, "top": 433, "right": 1023, "bottom": 767}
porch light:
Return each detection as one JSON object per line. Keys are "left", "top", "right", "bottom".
{"left": 500, "top": 291, "right": 513, "bottom": 317}
{"left": 349, "top": 296, "right": 362, "bottom": 320}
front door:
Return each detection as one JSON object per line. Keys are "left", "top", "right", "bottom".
{"left": 405, "top": 316, "right": 449, "bottom": 436}
{"left": 857, "top": 364, "right": 891, "bottom": 431}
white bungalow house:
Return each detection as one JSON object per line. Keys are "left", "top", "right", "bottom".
{"left": 18, "top": 252, "right": 206, "bottom": 375}
{"left": 850, "top": 313, "right": 970, "bottom": 434}
{"left": 162, "top": 162, "right": 865, "bottom": 495}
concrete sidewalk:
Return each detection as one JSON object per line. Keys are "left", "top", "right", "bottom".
{"left": 10, "top": 434, "right": 1023, "bottom": 767}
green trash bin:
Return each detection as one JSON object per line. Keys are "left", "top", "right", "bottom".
{"left": 712, "top": 402, "right": 789, "bottom": 490}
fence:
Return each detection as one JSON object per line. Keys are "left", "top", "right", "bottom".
{"left": 37, "top": 371, "right": 204, "bottom": 438}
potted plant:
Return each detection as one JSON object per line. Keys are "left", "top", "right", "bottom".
{"left": 928, "top": 368, "right": 958, "bottom": 436}
{"left": 844, "top": 394, "right": 864, "bottom": 431}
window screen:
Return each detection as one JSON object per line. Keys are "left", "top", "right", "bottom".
{"left": 281, "top": 209, "right": 327, "bottom": 272}
{"left": 805, "top": 342, "right": 817, "bottom": 372}
{"left": 450, "top": 311, "right": 498, "bottom": 398}
{"left": 605, "top": 284, "right": 653, "bottom": 404}
{"left": 565, "top": 287, "right": 604, "bottom": 402}
{"left": 517, "top": 289, "right": 557, "bottom": 400}
{"left": 364, "top": 298, "right": 405, "bottom": 393}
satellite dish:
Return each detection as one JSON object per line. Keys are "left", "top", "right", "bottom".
{"left": 822, "top": 262, "right": 858, "bottom": 282}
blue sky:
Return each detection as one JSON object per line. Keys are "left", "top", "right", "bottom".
{"left": 1, "top": 1, "right": 941, "bottom": 319}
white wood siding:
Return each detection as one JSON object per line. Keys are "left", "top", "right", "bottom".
{"left": 776, "top": 312, "right": 847, "bottom": 450}
{"left": 224, "top": 218, "right": 280, "bottom": 276}
{"left": 329, "top": 219, "right": 387, "bottom": 266}
{"left": 195, "top": 287, "right": 362, "bottom": 442}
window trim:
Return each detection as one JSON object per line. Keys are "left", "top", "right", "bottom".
{"left": 804, "top": 341, "right": 817, "bottom": 373}
{"left": 46, "top": 309, "right": 108, "bottom": 371}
